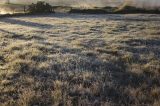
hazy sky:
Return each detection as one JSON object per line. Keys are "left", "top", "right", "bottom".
{"left": 1, "top": 0, "right": 160, "bottom": 8}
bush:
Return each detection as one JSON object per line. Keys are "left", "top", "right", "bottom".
{"left": 28, "top": 1, "right": 53, "bottom": 13}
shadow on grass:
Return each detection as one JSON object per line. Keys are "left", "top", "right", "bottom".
{"left": 0, "top": 28, "right": 45, "bottom": 41}
{"left": 0, "top": 19, "right": 160, "bottom": 105}
{"left": 0, "top": 18, "right": 53, "bottom": 29}
{"left": 0, "top": 20, "right": 160, "bottom": 105}
{"left": 122, "top": 39, "right": 160, "bottom": 47}
{"left": 121, "top": 38, "right": 160, "bottom": 59}
{"left": 1, "top": 41, "right": 160, "bottom": 105}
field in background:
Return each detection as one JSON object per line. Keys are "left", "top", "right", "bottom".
{"left": 0, "top": 14, "right": 160, "bottom": 106}
{"left": 0, "top": 2, "right": 160, "bottom": 15}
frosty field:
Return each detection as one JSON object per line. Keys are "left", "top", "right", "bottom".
{"left": 0, "top": 14, "right": 160, "bottom": 106}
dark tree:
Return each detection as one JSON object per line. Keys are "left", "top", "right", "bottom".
{"left": 28, "top": 1, "right": 53, "bottom": 13}
{"left": 6, "top": 0, "right": 10, "bottom": 4}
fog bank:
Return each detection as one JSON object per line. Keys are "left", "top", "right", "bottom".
{"left": 1, "top": 0, "right": 160, "bottom": 8}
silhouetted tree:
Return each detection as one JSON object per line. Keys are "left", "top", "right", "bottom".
{"left": 6, "top": 0, "right": 10, "bottom": 4}
{"left": 28, "top": 1, "right": 53, "bottom": 13}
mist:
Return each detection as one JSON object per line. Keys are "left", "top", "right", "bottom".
{"left": 1, "top": 0, "right": 160, "bottom": 8}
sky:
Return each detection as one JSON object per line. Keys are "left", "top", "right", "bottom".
{"left": 1, "top": 0, "right": 160, "bottom": 8}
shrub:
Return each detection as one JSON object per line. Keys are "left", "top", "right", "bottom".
{"left": 28, "top": 1, "right": 53, "bottom": 13}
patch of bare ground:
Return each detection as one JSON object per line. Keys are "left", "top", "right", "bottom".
{"left": 0, "top": 14, "right": 160, "bottom": 106}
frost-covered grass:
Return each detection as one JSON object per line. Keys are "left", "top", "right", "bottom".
{"left": 0, "top": 14, "right": 160, "bottom": 106}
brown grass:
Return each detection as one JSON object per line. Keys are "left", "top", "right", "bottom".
{"left": 0, "top": 14, "right": 160, "bottom": 106}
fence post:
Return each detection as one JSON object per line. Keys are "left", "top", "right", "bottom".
{"left": 24, "top": 6, "right": 26, "bottom": 13}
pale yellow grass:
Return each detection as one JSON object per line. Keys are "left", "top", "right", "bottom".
{"left": 0, "top": 14, "right": 160, "bottom": 106}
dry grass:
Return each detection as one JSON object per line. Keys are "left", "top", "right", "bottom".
{"left": 0, "top": 14, "right": 160, "bottom": 106}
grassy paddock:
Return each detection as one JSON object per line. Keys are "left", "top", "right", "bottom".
{"left": 0, "top": 14, "right": 160, "bottom": 106}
